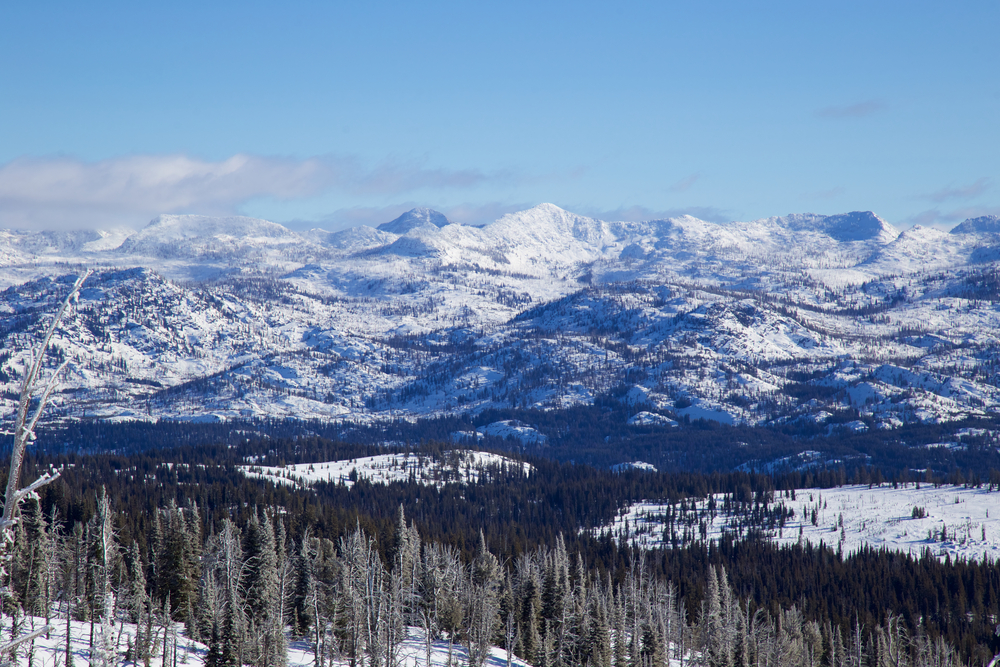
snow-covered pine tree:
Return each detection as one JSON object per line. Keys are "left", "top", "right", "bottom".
{"left": 465, "top": 531, "right": 501, "bottom": 667}
{"left": 89, "top": 488, "right": 119, "bottom": 667}
{"left": 338, "top": 524, "right": 371, "bottom": 665}
{"left": 242, "top": 508, "right": 282, "bottom": 666}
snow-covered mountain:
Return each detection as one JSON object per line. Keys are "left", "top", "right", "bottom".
{"left": 2, "top": 204, "right": 1000, "bottom": 438}
{"left": 377, "top": 206, "right": 453, "bottom": 234}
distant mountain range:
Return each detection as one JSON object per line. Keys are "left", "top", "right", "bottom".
{"left": 2, "top": 204, "right": 1000, "bottom": 448}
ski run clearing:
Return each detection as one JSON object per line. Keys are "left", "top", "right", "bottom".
{"left": 240, "top": 450, "right": 533, "bottom": 490}
{"left": 601, "top": 483, "right": 1000, "bottom": 562}
{"left": 0, "top": 616, "right": 533, "bottom": 667}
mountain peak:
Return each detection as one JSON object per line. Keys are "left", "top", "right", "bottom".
{"left": 820, "top": 211, "right": 898, "bottom": 242}
{"left": 778, "top": 211, "right": 897, "bottom": 243}
{"left": 377, "top": 208, "right": 451, "bottom": 234}
{"left": 950, "top": 214, "right": 1000, "bottom": 235}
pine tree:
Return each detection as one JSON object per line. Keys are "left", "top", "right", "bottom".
{"left": 516, "top": 558, "right": 542, "bottom": 664}
{"left": 338, "top": 525, "right": 372, "bottom": 666}
{"left": 612, "top": 590, "right": 628, "bottom": 667}
{"left": 466, "top": 531, "right": 501, "bottom": 667}
{"left": 90, "top": 488, "right": 118, "bottom": 667}
{"left": 641, "top": 622, "right": 665, "bottom": 667}
{"left": 243, "top": 508, "right": 278, "bottom": 626}
{"left": 204, "top": 621, "right": 225, "bottom": 667}
{"left": 586, "top": 598, "right": 612, "bottom": 667}
{"left": 153, "top": 500, "right": 198, "bottom": 622}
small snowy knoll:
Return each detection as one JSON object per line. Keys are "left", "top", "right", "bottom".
{"left": 627, "top": 411, "right": 679, "bottom": 427}
{"left": 241, "top": 450, "right": 532, "bottom": 490}
{"left": 476, "top": 420, "right": 549, "bottom": 445}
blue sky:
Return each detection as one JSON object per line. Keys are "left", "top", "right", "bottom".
{"left": 1, "top": 1, "right": 997, "bottom": 231}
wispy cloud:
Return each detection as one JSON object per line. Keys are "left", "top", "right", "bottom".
{"left": 350, "top": 159, "right": 502, "bottom": 195}
{"left": 925, "top": 177, "right": 991, "bottom": 203}
{"left": 667, "top": 174, "right": 700, "bottom": 193}
{"left": 816, "top": 100, "right": 885, "bottom": 119}
{"left": 442, "top": 202, "right": 534, "bottom": 227}
{"left": 0, "top": 154, "right": 510, "bottom": 230}
{"left": 902, "top": 208, "right": 947, "bottom": 228}
{"left": 579, "top": 204, "right": 731, "bottom": 224}
{"left": 807, "top": 186, "right": 846, "bottom": 200}
{"left": 902, "top": 205, "right": 1000, "bottom": 230}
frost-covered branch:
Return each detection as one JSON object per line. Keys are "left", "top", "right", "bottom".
{"left": 2, "top": 271, "right": 88, "bottom": 526}
{"left": 0, "top": 271, "right": 89, "bottom": 659}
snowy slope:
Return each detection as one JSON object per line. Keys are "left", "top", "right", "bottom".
{"left": 599, "top": 483, "right": 1000, "bottom": 563}
{"left": 378, "top": 207, "right": 453, "bottom": 234}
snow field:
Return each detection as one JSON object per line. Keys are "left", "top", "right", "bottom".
{"left": 601, "top": 483, "right": 1000, "bottom": 562}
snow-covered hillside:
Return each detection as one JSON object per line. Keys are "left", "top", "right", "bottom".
{"left": 3, "top": 204, "right": 1000, "bottom": 439}
{"left": 598, "top": 483, "right": 1000, "bottom": 562}
{"left": 240, "top": 450, "right": 532, "bottom": 490}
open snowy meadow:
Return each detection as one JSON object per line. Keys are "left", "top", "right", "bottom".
{"left": 602, "top": 483, "right": 1000, "bottom": 562}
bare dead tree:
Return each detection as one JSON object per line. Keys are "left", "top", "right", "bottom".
{"left": 0, "top": 271, "right": 89, "bottom": 656}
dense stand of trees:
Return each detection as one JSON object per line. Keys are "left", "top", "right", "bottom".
{"left": 3, "top": 491, "right": 984, "bottom": 667}
{"left": 0, "top": 434, "right": 996, "bottom": 665}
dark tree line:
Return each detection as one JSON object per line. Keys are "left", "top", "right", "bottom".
{"left": 30, "top": 402, "right": 1000, "bottom": 479}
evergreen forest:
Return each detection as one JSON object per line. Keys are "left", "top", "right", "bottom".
{"left": 0, "top": 425, "right": 998, "bottom": 666}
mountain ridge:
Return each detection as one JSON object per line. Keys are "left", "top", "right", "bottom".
{"left": 2, "top": 204, "right": 1000, "bottom": 444}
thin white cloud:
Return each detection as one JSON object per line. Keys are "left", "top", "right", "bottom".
{"left": 353, "top": 160, "right": 500, "bottom": 195}
{"left": 666, "top": 174, "right": 700, "bottom": 193}
{"left": 440, "top": 202, "right": 533, "bottom": 227}
{"left": 0, "top": 154, "right": 509, "bottom": 230}
{"left": 901, "top": 205, "right": 1000, "bottom": 230}
{"left": 925, "top": 177, "right": 991, "bottom": 203}
{"left": 902, "top": 208, "right": 947, "bottom": 229}
{"left": 582, "top": 204, "right": 731, "bottom": 224}
{"left": 816, "top": 100, "right": 885, "bottom": 119}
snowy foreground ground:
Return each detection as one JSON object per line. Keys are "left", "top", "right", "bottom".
{"left": 0, "top": 616, "right": 532, "bottom": 667}
{"left": 605, "top": 483, "right": 1000, "bottom": 562}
